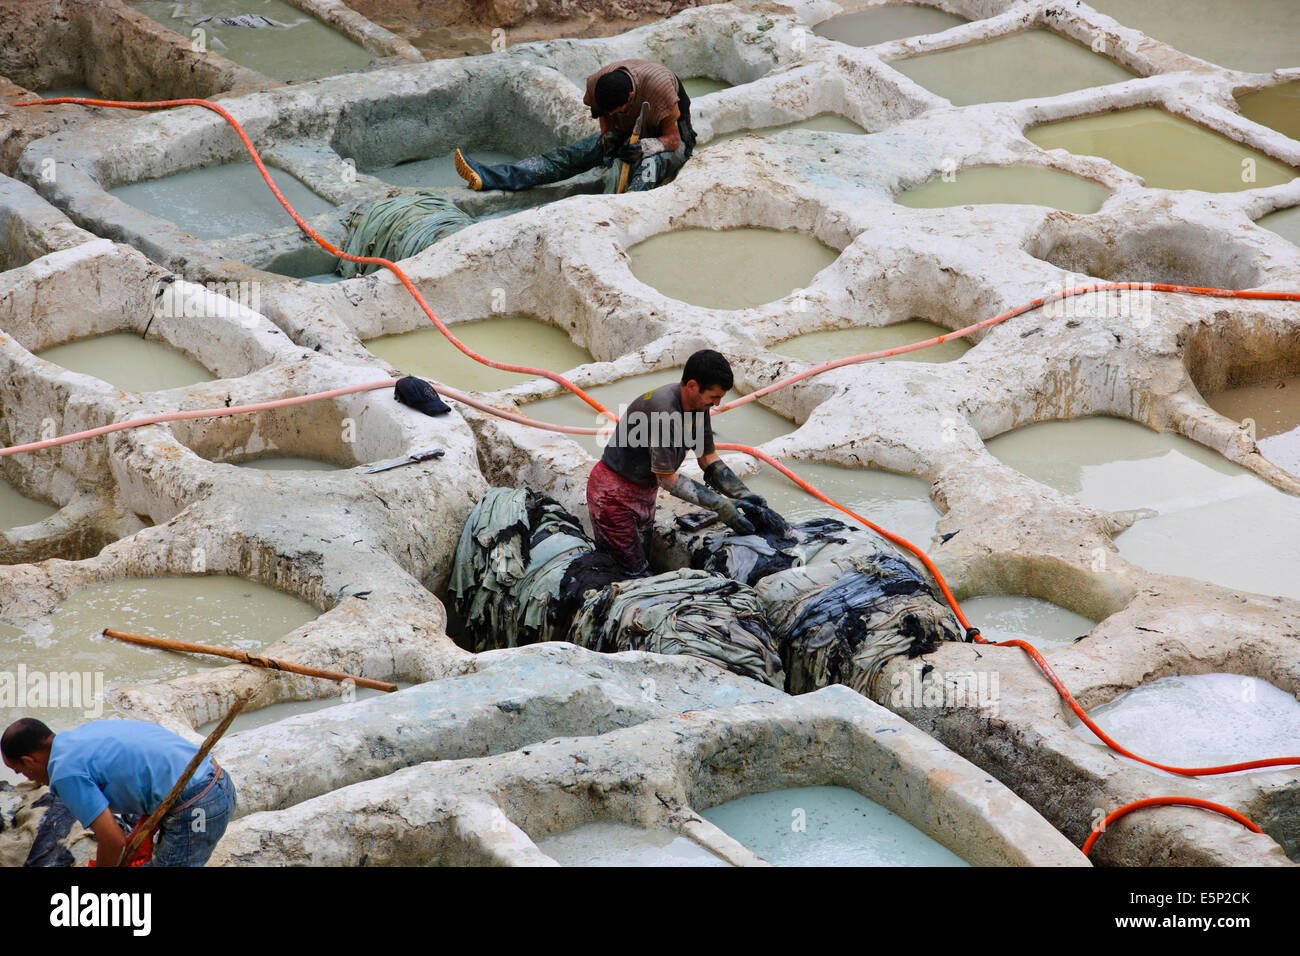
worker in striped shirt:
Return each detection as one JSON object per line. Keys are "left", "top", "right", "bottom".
{"left": 455, "top": 58, "right": 696, "bottom": 194}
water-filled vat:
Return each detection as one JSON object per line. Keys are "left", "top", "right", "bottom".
{"left": 896, "top": 164, "right": 1110, "bottom": 213}
{"left": 1087, "top": 0, "right": 1299, "bottom": 73}
{"left": 110, "top": 162, "right": 335, "bottom": 239}
{"left": 742, "top": 460, "right": 941, "bottom": 546}
{"left": 1208, "top": 374, "right": 1300, "bottom": 475}
{"left": 132, "top": 0, "right": 374, "bottom": 81}
{"left": 813, "top": 5, "right": 967, "bottom": 46}
{"left": 1, "top": 481, "right": 58, "bottom": 531}
{"left": 37, "top": 332, "right": 214, "bottom": 392}
{"left": 233, "top": 457, "right": 342, "bottom": 472}
{"left": 1026, "top": 107, "right": 1298, "bottom": 193}
{"left": 535, "top": 822, "right": 729, "bottom": 866}
{"left": 892, "top": 29, "right": 1133, "bottom": 106}
{"left": 364, "top": 314, "right": 592, "bottom": 393}
{"left": 1258, "top": 206, "right": 1300, "bottom": 248}
{"left": 1074, "top": 673, "right": 1300, "bottom": 773}
{"left": 701, "top": 785, "right": 969, "bottom": 865}
{"left": 629, "top": 228, "right": 839, "bottom": 309}
{"left": 959, "top": 594, "right": 1094, "bottom": 649}
{"left": 986, "top": 416, "right": 1300, "bottom": 600}
{"left": 680, "top": 77, "right": 731, "bottom": 97}
{"left": 1237, "top": 80, "right": 1300, "bottom": 143}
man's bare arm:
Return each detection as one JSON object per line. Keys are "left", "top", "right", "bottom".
{"left": 88, "top": 807, "right": 126, "bottom": 867}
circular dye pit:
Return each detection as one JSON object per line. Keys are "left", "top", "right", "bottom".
{"left": 704, "top": 113, "right": 866, "bottom": 150}
{"left": 742, "top": 460, "right": 940, "bottom": 546}
{"left": 1026, "top": 107, "right": 1299, "bottom": 193}
{"left": 373, "top": 150, "right": 520, "bottom": 189}
{"left": 364, "top": 314, "right": 592, "bottom": 393}
{"left": 958, "top": 594, "right": 1095, "bottom": 649}
{"left": 535, "top": 822, "right": 729, "bottom": 867}
{"left": 0, "top": 576, "right": 318, "bottom": 782}
{"left": 772, "top": 318, "right": 971, "bottom": 365}
{"left": 131, "top": 0, "right": 374, "bottom": 81}
{"left": 896, "top": 165, "right": 1110, "bottom": 214}
{"left": 986, "top": 416, "right": 1300, "bottom": 600}
{"left": 814, "top": 5, "right": 967, "bottom": 47}
{"left": 1208, "top": 374, "right": 1300, "bottom": 475}
{"left": 524, "top": 368, "right": 796, "bottom": 459}
{"left": 110, "top": 161, "right": 335, "bottom": 239}
{"left": 1073, "top": 673, "right": 1300, "bottom": 773}
{"left": 37, "top": 332, "right": 215, "bottom": 392}
{"left": 1, "top": 480, "right": 58, "bottom": 530}
{"left": 891, "top": 29, "right": 1133, "bottom": 106}
{"left": 629, "top": 228, "right": 839, "bottom": 310}
{"left": 701, "top": 785, "right": 969, "bottom": 866}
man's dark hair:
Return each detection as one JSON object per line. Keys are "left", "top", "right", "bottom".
{"left": 1, "top": 718, "right": 54, "bottom": 761}
{"left": 682, "top": 349, "right": 733, "bottom": 393}
{"left": 592, "top": 69, "right": 634, "bottom": 117}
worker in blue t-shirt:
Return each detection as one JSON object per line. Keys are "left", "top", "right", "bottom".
{"left": 2, "top": 717, "right": 236, "bottom": 867}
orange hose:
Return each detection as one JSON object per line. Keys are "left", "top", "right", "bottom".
{"left": 8, "top": 98, "right": 1299, "bottom": 845}
{"left": 1081, "top": 797, "right": 1263, "bottom": 857}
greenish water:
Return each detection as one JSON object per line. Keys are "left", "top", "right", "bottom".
{"left": 132, "top": 0, "right": 374, "bottom": 81}
{"left": 743, "top": 460, "right": 941, "bottom": 546}
{"left": 702, "top": 785, "right": 969, "bottom": 866}
{"left": 814, "top": 6, "right": 967, "bottom": 47}
{"left": 629, "top": 228, "right": 840, "bottom": 310}
{"left": 772, "top": 319, "right": 971, "bottom": 365}
{"left": 364, "top": 314, "right": 592, "bottom": 394}
{"left": 232, "top": 457, "right": 340, "bottom": 471}
{"left": 897, "top": 164, "right": 1110, "bottom": 213}
{"left": 987, "top": 416, "right": 1300, "bottom": 599}
{"left": 1027, "top": 107, "right": 1298, "bottom": 192}
{"left": 0, "top": 481, "right": 58, "bottom": 530}
{"left": 110, "top": 161, "right": 334, "bottom": 239}
{"left": 1257, "top": 206, "right": 1300, "bottom": 247}
{"left": 1237, "top": 80, "right": 1300, "bottom": 142}
{"left": 38, "top": 332, "right": 214, "bottom": 392}
{"left": 1088, "top": 0, "right": 1300, "bottom": 73}
{"left": 536, "top": 823, "right": 730, "bottom": 866}
{"left": 891, "top": 29, "right": 1133, "bottom": 106}
{"left": 681, "top": 77, "right": 731, "bottom": 97}
{"left": 958, "top": 594, "right": 1094, "bottom": 649}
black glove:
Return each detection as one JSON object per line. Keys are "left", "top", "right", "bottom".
{"left": 672, "top": 476, "right": 756, "bottom": 535}
{"left": 618, "top": 138, "right": 666, "bottom": 165}
{"left": 703, "top": 460, "right": 766, "bottom": 509}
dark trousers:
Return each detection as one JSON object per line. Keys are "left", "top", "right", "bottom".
{"left": 467, "top": 131, "right": 690, "bottom": 194}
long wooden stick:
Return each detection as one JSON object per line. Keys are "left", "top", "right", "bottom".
{"left": 101, "top": 628, "right": 397, "bottom": 692}
{"left": 116, "top": 691, "right": 251, "bottom": 866}
{"left": 616, "top": 101, "right": 651, "bottom": 195}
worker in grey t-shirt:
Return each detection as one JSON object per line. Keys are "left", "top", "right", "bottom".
{"left": 586, "top": 349, "right": 766, "bottom": 573}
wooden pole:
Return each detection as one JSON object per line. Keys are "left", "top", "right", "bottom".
{"left": 101, "top": 628, "right": 397, "bottom": 692}
{"left": 616, "top": 101, "right": 651, "bottom": 195}
{"left": 116, "top": 691, "right": 251, "bottom": 866}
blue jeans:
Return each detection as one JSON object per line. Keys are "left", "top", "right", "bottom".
{"left": 148, "top": 769, "right": 236, "bottom": 867}
{"left": 463, "top": 131, "right": 690, "bottom": 194}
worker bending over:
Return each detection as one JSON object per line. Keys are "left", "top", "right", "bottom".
{"left": 587, "top": 349, "right": 766, "bottom": 574}
{"left": 2, "top": 717, "right": 236, "bottom": 867}
{"left": 455, "top": 58, "right": 695, "bottom": 194}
